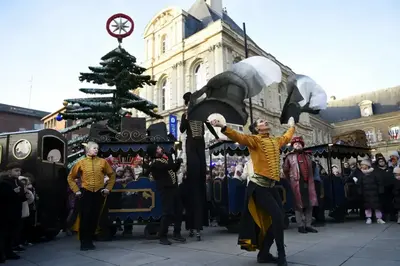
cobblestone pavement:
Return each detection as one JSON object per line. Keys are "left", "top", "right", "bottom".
{"left": 7, "top": 220, "right": 400, "bottom": 266}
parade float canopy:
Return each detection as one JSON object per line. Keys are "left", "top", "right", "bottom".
{"left": 303, "top": 144, "right": 371, "bottom": 159}
{"left": 187, "top": 56, "right": 282, "bottom": 125}
{"left": 97, "top": 141, "right": 177, "bottom": 157}
{"left": 280, "top": 74, "right": 328, "bottom": 124}
{"left": 208, "top": 140, "right": 292, "bottom": 156}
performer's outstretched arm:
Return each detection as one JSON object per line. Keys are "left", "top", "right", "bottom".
{"left": 67, "top": 162, "right": 81, "bottom": 193}
{"left": 104, "top": 162, "right": 116, "bottom": 191}
{"left": 278, "top": 126, "right": 295, "bottom": 147}
{"left": 221, "top": 126, "right": 256, "bottom": 148}
{"left": 180, "top": 114, "right": 188, "bottom": 133}
{"left": 205, "top": 122, "right": 219, "bottom": 139}
{"left": 150, "top": 158, "right": 180, "bottom": 171}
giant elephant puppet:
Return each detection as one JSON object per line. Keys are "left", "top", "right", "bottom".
{"left": 187, "top": 56, "right": 282, "bottom": 125}
{"left": 280, "top": 74, "right": 328, "bottom": 124}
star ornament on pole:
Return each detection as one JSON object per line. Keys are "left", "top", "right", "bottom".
{"left": 106, "top": 13, "right": 134, "bottom": 43}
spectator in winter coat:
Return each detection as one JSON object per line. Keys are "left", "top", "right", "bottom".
{"left": 392, "top": 167, "right": 400, "bottom": 224}
{"left": 357, "top": 160, "right": 385, "bottom": 224}
{"left": 374, "top": 154, "right": 395, "bottom": 221}
{"left": 388, "top": 151, "right": 399, "bottom": 168}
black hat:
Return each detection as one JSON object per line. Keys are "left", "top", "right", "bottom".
{"left": 5, "top": 162, "right": 22, "bottom": 171}
{"left": 248, "top": 121, "right": 258, "bottom": 135}
{"left": 183, "top": 92, "right": 192, "bottom": 106}
{"left": 375, "top": 153, "right": 386, "bottom": 163}
{"left": 147, "top": 143, "right": 158, "bottom": 158}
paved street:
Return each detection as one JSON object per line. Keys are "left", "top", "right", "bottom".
{"left": 7, "top": 221, "right": 400, "bottom": 266}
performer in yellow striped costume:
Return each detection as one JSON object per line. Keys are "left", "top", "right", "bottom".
{"left": 210, "top": 117, "right": 295, "bottom": 266}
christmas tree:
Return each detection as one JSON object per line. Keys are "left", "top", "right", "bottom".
{"left": 58, "top": 45, "right": 161, "bottom": 150}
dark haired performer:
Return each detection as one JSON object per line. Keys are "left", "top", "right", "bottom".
{"left": 180, "top": 92, "right": 220, "bottom": 240}
{"left": 146, "top": 144, "right": 186, "bottom": 245}
{"left": 210, "top": 117, "right": 295, "bottom": 266}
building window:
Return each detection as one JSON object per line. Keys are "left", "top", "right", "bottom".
{"left": 364, "top": 128, "right": 376, "bottom": 143}
{"left": 233, "top": 56, "right": 242, "bottom": 64}
{"left": 278, "top": 85, "right": 284, "bottom": 110}
{"left": 34, "top": 124, "right": 42, "bottom": 130}
{"left": 194, "top": 62, "right": 206, "bottom": 91}
{"left": 160, "top": 78, "right": 167, "bottom": 110}
{"left": 161, "top": 35, "right": 168, "bottom": 54}
{"left": 389, "top": 125, "right": 400, "bottom": 140}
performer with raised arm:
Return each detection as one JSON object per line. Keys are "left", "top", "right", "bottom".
{"left": 210, "top": 117, "right": 295, "bottom": 266}
{"left": 180, "top": 92, "right": 220, "bottom": 240}
{"left": 145, "top": 144, "right": 186, "bottom": 245}
{"left": 67, "top": 141, "right": 116, "bottom": 251}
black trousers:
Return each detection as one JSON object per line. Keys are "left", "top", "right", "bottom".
{"left": 313, "top": 180, "right": 325, "bottom": 223}
{"left": 159, "top": 187, "right": 183, "bottom": 237}
{"left": 253, "top": 185, "right": 285, "bottom": 256}
{"left": 79, "top": 189, "right": 104, "bottom": 245}
{"left": 0, "top": 220, "right": 20, "bottom": 256}
{"left": 185, "top": 138, "right": 207, "bottom": 230}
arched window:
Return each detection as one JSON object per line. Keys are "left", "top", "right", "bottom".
{"left": 160, "top": 78, "right": 167, "bottom": 110}
{"left": 194, "top": 62, "right": 206, "bottom": 91}
{"left": 161, "top": 35, "right": 168, "bottom": 54}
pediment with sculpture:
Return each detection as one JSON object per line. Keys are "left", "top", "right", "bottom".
{"left": 144, "top": 7, "right": 182, "bottom": 37}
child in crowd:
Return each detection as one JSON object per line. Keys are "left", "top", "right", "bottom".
{"left": 357, "top": 160, "right": 385, "bottom": 224}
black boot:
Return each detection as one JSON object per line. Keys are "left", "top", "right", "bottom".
{"left": 172, "top": 232, "right": 186, "bottom": 242}
{"left": 257, "top": 253, "right": 278, "bottom": 263}
{"left": 298, "top": 226, "right": 307, "bottom": 233}
{"left": 80, "top": 241, "right": 95, "bottom": 251}
{"left": 159, "top": 237, "right": 172, "bottom": 245}
{"left": 5, "top": 252, "right": 20, "bottom": 260}
{"left": 277, "top": 248, "right": 287, "bottom": 266}
{"left": 196, "top": 232, "right": 201, "bottom": 241}
{"left": 277, "top": 256, "right": 288, "bottom": 266}
{"left": 305, "top": 226, "right": 318, "bottom": 233}
{"left": 0, "top": 253, "right": 5, "bottom": 263}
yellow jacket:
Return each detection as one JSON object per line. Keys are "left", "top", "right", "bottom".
{"left": 222, "top": 126, "right": 295, "bottom": 181}
{"left": 67, "top": 156, "right": 116, "bottom": 193}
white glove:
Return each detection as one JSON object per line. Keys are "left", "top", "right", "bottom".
{"left": 101, "top": 189, "right": 110, "bottom": 195}
{"left": 75, "top": 191, "right": 82, "bottom": 197}
{"left": 352, "top": 177, "right": 358, "bottom": 183}
{"left": 14, "top": 187, "right": 21, "bottom": 193}
{"left": 288, "top": 117, "right": 295, "bottom": 127}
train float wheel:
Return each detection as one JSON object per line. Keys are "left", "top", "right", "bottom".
{"left": 144, "top": 223, "right": 159, "bottom": 240}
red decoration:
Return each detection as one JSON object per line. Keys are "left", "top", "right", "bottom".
{"left": 106, "top": 13, "right": 134, "bottom": 40}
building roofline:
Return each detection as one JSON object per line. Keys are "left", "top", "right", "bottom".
{"left": 41, "top": 106, "right": 66, "bottom": 121}
{"left": 0, "top": 103, "right": 50, "bottom": 118}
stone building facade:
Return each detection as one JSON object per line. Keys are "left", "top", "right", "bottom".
{"left": 319, "top": 86, "right": 400, "bottom": 158}
{"left": 135, "top": 0, "right": 332, "bottom": 152}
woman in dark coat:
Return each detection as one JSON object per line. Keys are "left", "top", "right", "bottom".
{"left": 392, "top": 167, "right": 400, "bottom": 224}
{"left": 373, "top": 154, "right": 394, "bottom": 221}
{"left": 357, "top": 160, "right": 385, "bottom": 224}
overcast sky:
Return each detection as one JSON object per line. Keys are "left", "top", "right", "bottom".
{"left": 0, "top": 0, "right": 398, "bottom": 112}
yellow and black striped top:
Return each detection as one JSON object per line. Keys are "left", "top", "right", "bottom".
{"left": 67, "top": 156, "right": 116, "bottom": 193}
{"left": 221, "top": 126, "right": 295, "bottom": 182}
